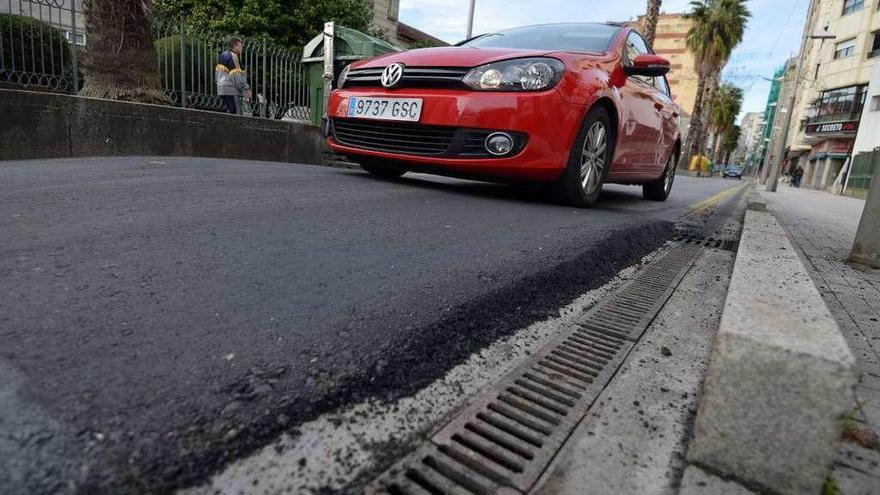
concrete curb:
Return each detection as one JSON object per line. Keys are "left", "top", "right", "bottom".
{"left": 687, "top": 199, "right": 858, "bottom": 494}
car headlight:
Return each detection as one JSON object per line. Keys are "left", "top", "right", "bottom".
{"left": 337, "top": 64, "right": 351, "bottom": 88}
{"left": 463, "top": 57, "right": 565, "bottom": 91}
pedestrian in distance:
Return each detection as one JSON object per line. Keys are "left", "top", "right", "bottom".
{"left": 793, "top": 166, "right": 804, "bottom": 188}
{"left": 216, "top": 36, "right": 252, "bottom": 114}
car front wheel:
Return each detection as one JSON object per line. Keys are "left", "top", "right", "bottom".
{"left": 554, "top": 106, "right": 613, "bottom": 208}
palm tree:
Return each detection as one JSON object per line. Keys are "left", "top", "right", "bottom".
{"left": 707, "top": 83, "right": 743, "bottom": 163}
{"left": 679, "top": 0, "right": 749, "bottom": 169}
{"left": 721, "top": 124, "right": 741, "bottom": 163}
{"left": 644, "top": 0, "right": 663, "bottom": 48}
{"left": 79, "top": 0, "right": 168, "bottom": 103}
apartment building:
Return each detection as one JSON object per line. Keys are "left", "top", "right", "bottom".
{"left": 630, "top": 13, "right": 700, "bottom": 119}
{"left": 733, "top": 111, "right": 765, "bottom": 169}
{"left": 784, "top": 0, "right": 880, "bottom": 190}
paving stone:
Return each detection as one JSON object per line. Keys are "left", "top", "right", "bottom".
{"left": 831, "top": 464, "right": 880, "bottom": 495}
{"left": 837, "top": 442, "right": 880, "bottom": 475}
{"left": 678, "top": 465, "right": 755, "bottom": 495}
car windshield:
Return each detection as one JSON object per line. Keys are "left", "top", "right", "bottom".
{"left": 459, "top": 23, "right": 619, "bottom": 52}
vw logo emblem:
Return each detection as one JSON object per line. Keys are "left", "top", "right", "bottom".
{"left": 381, "top": 63, "right": 405, "bottom": 88}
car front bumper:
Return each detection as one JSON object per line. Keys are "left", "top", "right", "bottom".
{"left": 326, "top": 87, "right": 584, "bottom": 182}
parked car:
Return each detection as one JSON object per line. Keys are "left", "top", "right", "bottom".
{"left": 723, "top": 164, "right": 743, "bottom": 179}
{"left": 326, "top": 22, "right": 682, "bottom": 207}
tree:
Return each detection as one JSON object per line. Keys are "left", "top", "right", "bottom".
{"left": 707, "top": 83, "right": 743, "bottom": 163}
{"left": 644, "top": 0, "right": 662, "bottom": 48}
{"left": 722, "top": 124, "right": 740, "bottom": 163}
{"left": 152, "top": 0, "right": 375, "bottom": 50}
{"left": 79, "top": 0, "right": 168, "bottom": 103}
{"left": 678, "top": 0, "right": 749, "bottom": 169}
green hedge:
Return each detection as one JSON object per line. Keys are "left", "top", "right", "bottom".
{"left": 0, "top": 14, "right": 73, "bottom": 79}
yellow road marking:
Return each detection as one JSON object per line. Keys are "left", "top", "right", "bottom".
{"left": 684, "top": 182, "right": 748, "bottom": 217}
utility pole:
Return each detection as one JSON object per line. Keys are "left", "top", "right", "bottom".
{"left": 765, "top": 13, "right": 809, "bottom": 192}
{"left": 766, "top": 0, "right": 831, "bottom": 192}
{"left": 466, "top": 0, "right": 476, "bottom": 39}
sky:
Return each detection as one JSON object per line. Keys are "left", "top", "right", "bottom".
{"left": 399, "top": 0, "right": 811, "bottom": 122}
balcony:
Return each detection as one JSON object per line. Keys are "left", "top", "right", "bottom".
{"left": 804, "top": 84, "right": 867, "bottom": 138}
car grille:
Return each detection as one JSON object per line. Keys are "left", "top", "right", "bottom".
{"left": 329, "top": 118, "right": 527, "bottom": 158}
{"left": 344, "top": 67, "right": 469, "bottom": 89}
{"left": 331, "top": 119, "right": 456, "bottom": 155}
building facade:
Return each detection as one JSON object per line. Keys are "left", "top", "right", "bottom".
{"left": 630, "top": 13, "right": 700, "bottom": 120}
{"left": 757, "top": 65, "right": 786, "bottom": 176}
{"left": 733, "top": 111, "right": 765, "bottom": 171}
{"left": 783, "top": 0, "right": 880, "bottom": 190}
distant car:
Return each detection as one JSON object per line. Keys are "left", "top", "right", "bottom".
{"left": 326, "top": 22, "right": 683, "bottom": 207}
{"left": 723, "top": 165, "right": 743, "bottom": 179}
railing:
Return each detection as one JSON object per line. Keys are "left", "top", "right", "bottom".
{"left": 847, "top": 147, "right": 879, "bottom": 196}
{"left": 0, "top": 0, "right": 82, "bottom": 93}
{"left": 0, "top": 0, "right": 310, "bottom": 121}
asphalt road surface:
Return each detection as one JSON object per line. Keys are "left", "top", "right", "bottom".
{"left": 0, "top": 157, "right": 739, "bottom": 494}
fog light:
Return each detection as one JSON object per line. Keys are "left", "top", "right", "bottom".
{"left": 485, "top": 132, "right": 514, "bottom": 156}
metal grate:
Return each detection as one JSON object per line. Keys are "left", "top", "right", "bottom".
{"left": 367, "top": 246, "right": 700, "bottom": 495}
{"left": 672, "top": 234, "right": 738, "bottom": 252}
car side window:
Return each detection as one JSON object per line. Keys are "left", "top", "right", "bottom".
{"left": 625, "top": 32, "right": 653, "bottom": 86}
{"left": 655, "top": 75, "right": 670, "bottom": 96}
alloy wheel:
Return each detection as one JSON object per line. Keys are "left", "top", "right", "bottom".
{"left": 580, "top": 121, "right": 607, "bottom": 195}
{"left": 663, "top": 155, "right": 676, "bottom": 194}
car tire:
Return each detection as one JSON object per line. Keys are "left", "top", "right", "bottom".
{"left": 360, "top": 159, "right": 406, "bottom": 179}
{"left": 643, "top": 150, "right": 676, "bottom": 201}
{"left": 554, "top": 106, "right": 614, "bottom": 208}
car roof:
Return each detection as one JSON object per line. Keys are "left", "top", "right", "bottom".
{"left": 489, "top": 21, "right": 623, "bottom": 31}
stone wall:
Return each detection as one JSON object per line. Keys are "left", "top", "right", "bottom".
{"left": 0, "top": 89, "right": 324, "bottom": 164}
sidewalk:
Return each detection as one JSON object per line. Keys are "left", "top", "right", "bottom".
{"left": 759, "top": 184, "right": 880, "bottom": 494}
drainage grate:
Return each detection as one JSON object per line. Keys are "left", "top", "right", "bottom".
{"left": 367, "top": 246, "right": 701, "bottom": 495}
{"left": 673, "top": 233, "right": 738, "bottom": 252}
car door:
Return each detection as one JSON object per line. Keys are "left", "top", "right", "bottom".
{"left": 617, "top": 32, "right": 662, "bottom": 176}
{"left": 652, "top": 73, "right": 678, "bottom": 174}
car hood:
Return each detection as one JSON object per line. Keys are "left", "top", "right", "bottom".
{"left": 352, "top": 46, "right": 561, "bottom": 69}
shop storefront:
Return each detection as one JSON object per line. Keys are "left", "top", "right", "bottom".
{"left": 801, "top": 84, "right": 865, "bottom": 189}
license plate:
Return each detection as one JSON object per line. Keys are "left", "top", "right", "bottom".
{"left": 347, "top": 97, "right": 422, "bottom": 122}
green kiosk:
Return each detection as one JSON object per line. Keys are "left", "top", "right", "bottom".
{"left": 302, "top": 25, "right": 399, "bottom": 126}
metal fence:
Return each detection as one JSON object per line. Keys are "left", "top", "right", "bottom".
{"left": 0, "top": 0, "right": 310, "bottom": 121}
{"left": 0, "top": 0, "right": 82, "bottom": 92}
{"left": 847, "top": 147, "right": 879, "bottom": 196}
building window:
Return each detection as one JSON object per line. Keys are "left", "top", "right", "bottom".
{"left": 870, "top": 31, "right": 880, "bottom": 58}
{"left": 834, "top": 39, "right": 856, "bottom": 59}
{"left": 809, "top": 85, "right": 868, "bottom": 123}
{"left": 842, "top": 0, "right": 864, "bottom": 15}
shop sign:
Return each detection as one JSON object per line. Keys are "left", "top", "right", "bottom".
{"left": 805, "top": 120, "right": 859, "bottom": 135}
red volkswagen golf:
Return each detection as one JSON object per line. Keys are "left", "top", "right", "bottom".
{"left": 326, "top": 23, "right": 681, "bottom": 207}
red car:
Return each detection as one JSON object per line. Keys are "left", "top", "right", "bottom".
{"left": 326, "top": 22, "right": 681, "bottom": 207}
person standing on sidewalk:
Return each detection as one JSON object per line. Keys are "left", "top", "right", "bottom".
{"left": 215, "top": 36, "right": 251, "bottom": 114}
{"left": 793, "top": 166, "right": 804, "bottom": 188}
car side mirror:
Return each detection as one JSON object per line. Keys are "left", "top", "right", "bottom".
{"left": 624, "top": 54, "right": 670, "bottom": 77}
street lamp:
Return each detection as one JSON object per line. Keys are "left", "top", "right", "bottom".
{"left": 466, "top": 0, "right": 476, "bottom": 39}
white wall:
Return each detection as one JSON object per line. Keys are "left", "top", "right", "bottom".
{"left": 852, "top": 62, "right": 880, "bottom": 155}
